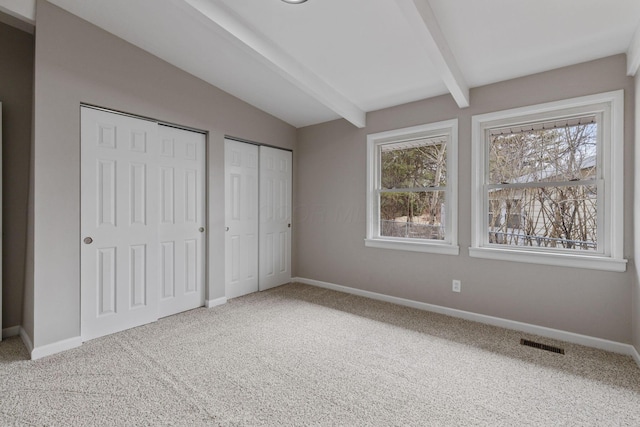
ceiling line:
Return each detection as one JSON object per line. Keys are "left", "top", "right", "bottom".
{"left": 396, "top": 0, "right": 470, "bottom": 108}
{"left": 627, "top": 21, "right": 640, "bottom": 76}
{"left": 0, "top": 0, "right": 36, "bottom": 23}
{"left": 183, "top": 0, "right": 366, "bottom": 128}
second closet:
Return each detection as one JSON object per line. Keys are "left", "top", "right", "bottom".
{"left": 224, "top": 138, "right": 292, "bottom": 299}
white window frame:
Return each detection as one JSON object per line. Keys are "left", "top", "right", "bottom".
{"left": 470, "top": 90, "right": 626, "bottom": 272}
{"left": 365, "top": 119, "right": 459, "bottom": 255}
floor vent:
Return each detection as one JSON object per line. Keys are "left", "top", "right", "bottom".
{"left": 520, "top": 339, "right": 565, "bottom": 355}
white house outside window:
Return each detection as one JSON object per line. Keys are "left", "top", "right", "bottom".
{"left": 470, "top": 91, "right": 626, "bottom": 272}
{"left": 366, "top": 120, "right": 458, "bottom": 255}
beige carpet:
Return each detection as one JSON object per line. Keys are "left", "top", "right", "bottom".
{"left": 1, "top": 283, "right": 639, "bottom": 426}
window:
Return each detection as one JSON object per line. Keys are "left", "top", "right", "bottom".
{"left": 366, "top": 119, "right": 458, "bottom": 255}
{"left": 471, "top": 91, "right": 626, "bottom": 271}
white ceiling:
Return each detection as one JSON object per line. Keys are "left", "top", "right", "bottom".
{"left": 3, "top": 0, "right": 640, "bottom": 128}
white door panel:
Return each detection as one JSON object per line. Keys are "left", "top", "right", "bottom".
{"left": 81, "top": 107, "right": 159, "bottom": 341}
{"left": 225, "top": 139, "right": 259, "bottom": 299}
{"left": 157, "top": 125, "right": 206, "bottom": 318}
{"left": 259, "top": 146, "right": 292, "bottom": 291}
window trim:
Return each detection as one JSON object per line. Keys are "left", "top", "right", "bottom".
{"left": 365, "top": 119, "right": 459, "bottom": 255}
{"left": 470, "top": 90, "right": 626, "bottom": 272}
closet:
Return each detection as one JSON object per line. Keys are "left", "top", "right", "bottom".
{"left": 224, "top": 139, "right": 292, "bottom": 299}
{"left": 80, "top": 106, "right": 206, "bottom": 340}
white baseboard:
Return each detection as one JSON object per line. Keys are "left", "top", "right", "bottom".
{"left": 631, "top": 345, "right": 640, "bottom": 367}
{"left": 293, "top": 277, "right": 638, "bottom": 358}
{"left": 2, "top": 325, "right": 21, "bottom": 339}
{"left": 30, "top": 336, "right": 82, "bottom": 360}
{"left": 206, "top": 296, "right": 227, "bottom": 308}
{"left": 20, "top": 327, "right": 33, "bottom": 355}
{"left": 7, "top": 296, "right": 226, "bottom": 359}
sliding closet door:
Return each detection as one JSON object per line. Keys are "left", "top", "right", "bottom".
{"left": 224, "top": 139, "right": 259, "bottom": 299}
{"left": 259, "top": 146, "right": 292, "bottom": 291}
{"left": 80, "top": 107, "right": 159, "bottom": 341}
{"left": 81, "top": 108, "right": 207, "bottom": 340}
{"left": 224, "top": 141, "right": 291, "bottom": 297}
{"left": 157, "top": 125, "right": 206, "bottom": 318}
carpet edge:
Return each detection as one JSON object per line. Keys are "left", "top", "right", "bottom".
{"left": 294, "top": 277, "right": 638, "bottom": 362}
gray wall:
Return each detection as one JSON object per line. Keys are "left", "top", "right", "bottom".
{"left": 0, "top": 20, "right": 33, "bottom": 332}
{"left": 28, "top": 0, "right": 296, "bottom": 349}
{"left": 296, "top": 55, "right": 634, "bottom": 343}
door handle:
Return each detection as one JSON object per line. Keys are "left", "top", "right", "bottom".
{"left": 288, "top": 223, "right": 291, "bottom": 228}
{"left": 199, "top": 227, "right": 205, "bottom": 232}
{"left": 225, "top": 227, "right": 230, "bottom": 232}
{"left": 83, "top": 237, "right": 93, "bottom": 245}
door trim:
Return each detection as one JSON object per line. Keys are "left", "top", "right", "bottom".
{"left": 81, "top": 103, "right": 208, "bottom": 135}
{"left": 224, "top": 135, "right": 293, "bottom": 153}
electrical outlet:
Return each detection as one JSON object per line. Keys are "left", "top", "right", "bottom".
{"left": 452, "top": 280, "right": 461, "bottom": 293}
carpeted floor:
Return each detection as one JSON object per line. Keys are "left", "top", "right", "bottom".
{"left": 1, "top": 282, "right": 640, "bottom": 426}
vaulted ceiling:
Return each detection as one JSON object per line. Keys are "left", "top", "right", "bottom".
{"left": 2, "top": 0, "right": 640, "bottom": 128}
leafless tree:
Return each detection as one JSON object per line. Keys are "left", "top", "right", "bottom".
{"left": 488, "top": 122, "right": 597, "bottom": 250}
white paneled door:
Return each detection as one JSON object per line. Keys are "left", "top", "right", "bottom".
{"left": 81, "top": 107, "right": 206, "bottom": 341}
{"left": 224, "top": 142, "right": 291, "bottom": 298}
{"left": 224, "top": 140, "right": 259, "bottom": 299}
{"left": 259, "top": 146, "right": 292, "bottom": 291}
{"left": 157, "top": 125, "right": 206, "bottom": 318}
{"left": 81, "top": 108, "right": 160, "bottom": 340}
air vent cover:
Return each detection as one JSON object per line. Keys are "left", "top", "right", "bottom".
{"left": 520, "top": 339, "right": 565, "bottom": 354}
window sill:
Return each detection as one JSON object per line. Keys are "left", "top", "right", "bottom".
{"left": 365, "top": 238, "right": 459, "bottom": 255}
{"left": 468, "top": 246, "right": 627, "bottom": 272}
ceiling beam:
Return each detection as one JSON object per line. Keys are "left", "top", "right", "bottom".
{"left": 627, "top": 22, "right": 640, "bottom": 76}
{"left": 183, "top": 0, "right": 366, "bottom": 128}
{"left": 396, "top": 0, "right": 469, "bottom": 108}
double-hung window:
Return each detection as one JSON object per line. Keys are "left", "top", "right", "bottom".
{"left": 470, "top": 91, "right": 626, "bottom": 271}
{"left": 366, "top": 119, "right": 458, "bottom": 255}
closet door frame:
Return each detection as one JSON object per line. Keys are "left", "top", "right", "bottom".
{"left": 0, "top": 103, "right": 3, "bottom": 339}
{"left": 80, "top": 105, "right": 207, "bottom": 341}
{"left": 224, "top": 137, "right": 292, "bottom": 298}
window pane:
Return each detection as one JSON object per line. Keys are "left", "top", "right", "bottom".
{"left": 488, "top": 120, "right": 597, "bottom": 184}
{"left": 487, "top": 185, "right": 597, "bottom": 251}
{"left": 380, "top": 191, "right": 445, "bottom": 240}
{"left": 381, "top": 140, "right": 447, "bottom": 189}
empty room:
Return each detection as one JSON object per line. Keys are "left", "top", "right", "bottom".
{"left": 1, "top": 0, "right": 640, "bottom": 425}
